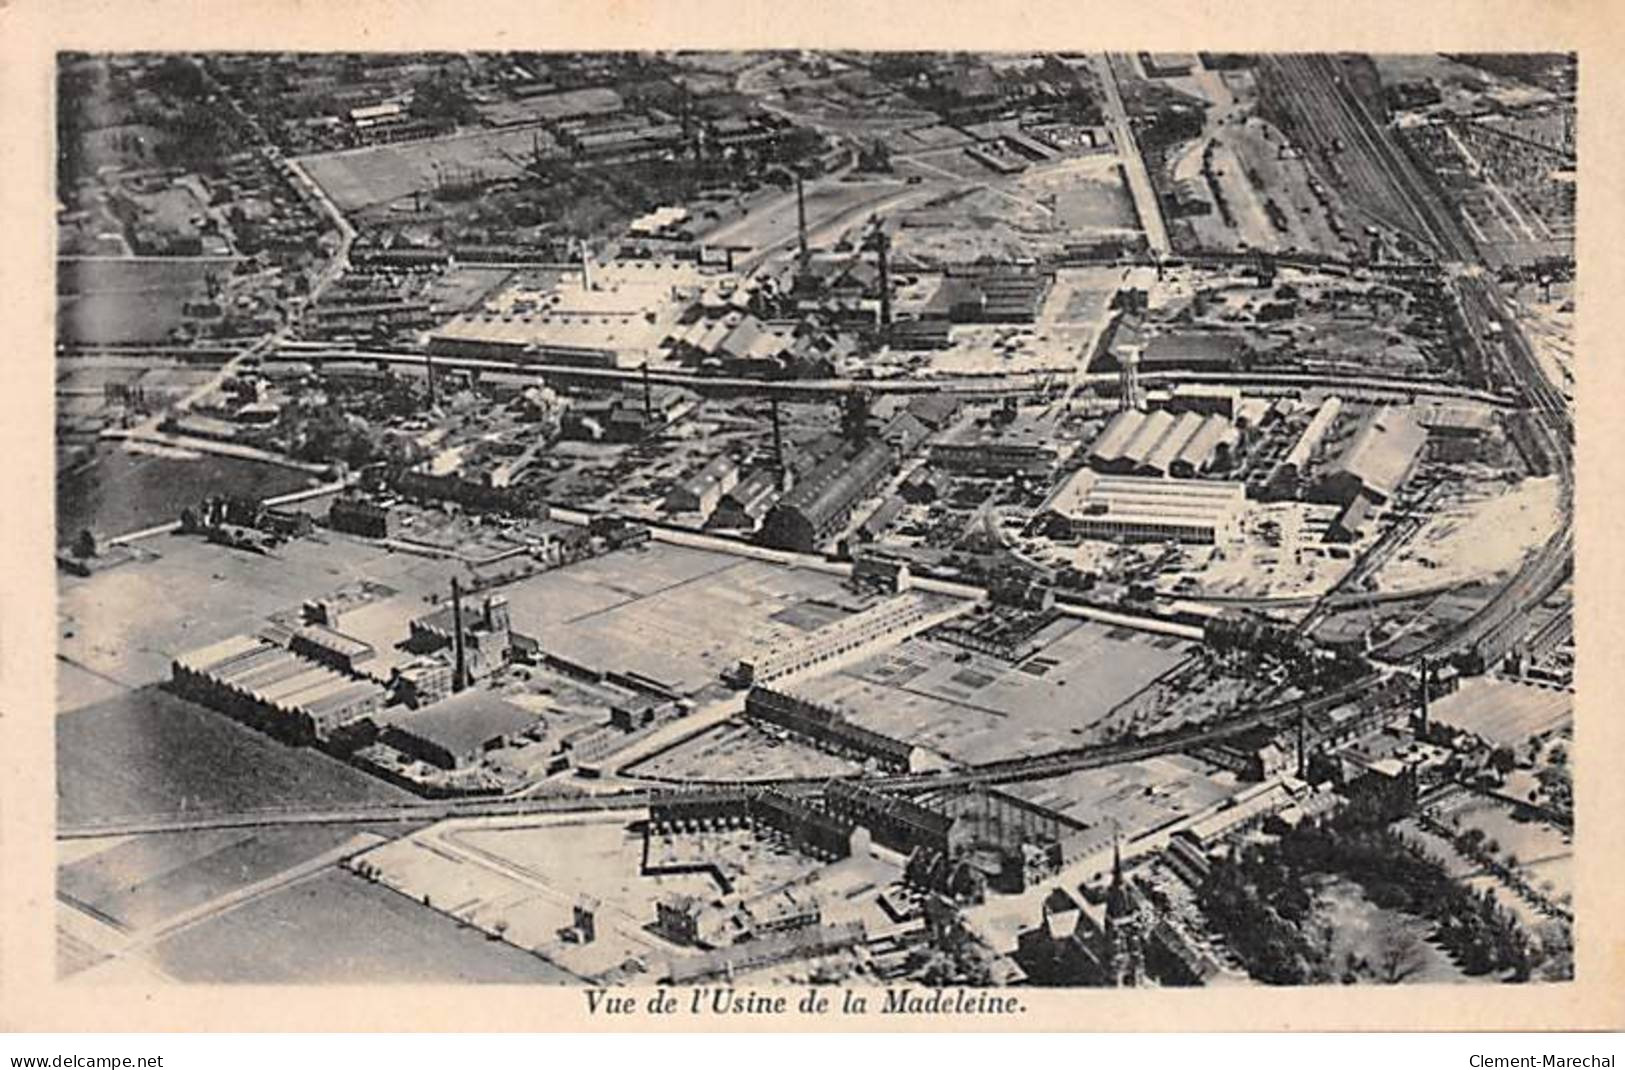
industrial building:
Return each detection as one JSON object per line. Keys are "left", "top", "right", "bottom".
{"left": 1087, "top": 409, "right": 1147, "bottom": 471}
{"left": 645, "top": 786, "right": 861, "bottom": 863}
{"left": 1166, "top": 383, "right": 1241, "bottom": 420}
{"left": 1269, "top": 395, "right": 1343, "bottom": 497}
{"left": 663, "top": 455, "right": 740, "bottom": 517}
{"left": 327, "top": 496, "right": 396, "bottom": 539}
{"left": 171, "top": 634, "right": 387, "bottom": 744}
{"left": 759, "top": 439, "right": 895, "bottom": 553}
{"left": 1044, "top": 470, "right": 1247, "bottom": 544}
{"left": 929, "top": 406, "right": 1061, "bottom": 477}
{"left": 743, "top": 687, "right": 915, "bottom": 772}
{"left": 706, "top": 469, "right": 781, "bottom": 533}
{"left": 426, "top": 263, "right": 694, "bottom": 368}
{"left": 1117, "top": 409, "right": 1180, "bottom": 474}
{"left": 289, "top": 624, "right": 377, "bottom": 675}
{"left": 374, "top": 691, "right": 539, "bottom": 771}
{"left": 734, "top": 593, "right": 950, "bottom": 687}
{"left": 407, "top": 591, "right": 514, "bottom": 685}
{"left": 1169, "top": 414, "right": 1238, "bottom": 478}
{"left": 1141, "top": 411, "right": 1207, "bottom": 478}
{"left": 824, "top": 781, "right": 968, "bottom": 860}
{"left": 1314, "top": 405, "right": 1427, "bottom": 507}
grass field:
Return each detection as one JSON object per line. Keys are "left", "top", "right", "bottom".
{"left": 57, "top": 258, "right": 216, "bottom": 345}
{"left": 56, "top": 686, "right": 412, "bottom": 827}
{"left": 57, "top": 446, "right": 315, "bottom": 544}
{"left": 152, "top": 869, "right": 576, "bottom": 983}
{"left": 58, "top": 824, "right": 387, "bottom": 932}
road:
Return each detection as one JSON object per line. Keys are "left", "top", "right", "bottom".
{"left": 1092, "top": 54, "right": 1171, "bottom": 256}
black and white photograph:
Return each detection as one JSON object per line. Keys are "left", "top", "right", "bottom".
{"left": 41, "top": 38, "right": 1590, "bottom": 1005}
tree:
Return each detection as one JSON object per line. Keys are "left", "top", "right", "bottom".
{"left": 1375, "top": 921, "right": 1426, "bottom": 983}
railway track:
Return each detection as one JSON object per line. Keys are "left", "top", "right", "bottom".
{"left": 61, "top": 673, "right": 1383, "bottom": 839}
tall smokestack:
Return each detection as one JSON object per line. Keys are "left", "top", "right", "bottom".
{"left": 580, "top": 242, "right": 594, "bottom": 292}
{"left": 1417, "top": 655, "right": 1430, "bottom": 733}
{"left": 450, "top": 577, "right": 468, "bottom": 693}
{"left": 771, "top": 396, "right": 784, "bottom": 469}
{"left": 795, "top": 173, "right": 809, "bottom": 276}
{"left": 875, "top": 227, "right": 892, "bottom": 331}
{"left": 1296, "top": 708, "right": 1307, "bottom": 780}
{"left": 642, "top": 362, "right": 653, "bottom": 423}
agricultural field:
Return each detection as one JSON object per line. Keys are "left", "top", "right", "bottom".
{"left": 150, "top": 869, "right": 576, "bottom": 983}
{"left": 58, "top": 824, "right": 388, "bottom": 933}
{"left": 56, "top": 258, "right": 217, "bottom": 345}
{"left": 56, "top": 444, "right": 316, "bottom": 545}
{"left": 56, "top": 686, "right": 413, "bottom": 826}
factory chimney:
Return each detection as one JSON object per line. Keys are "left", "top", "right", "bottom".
{"left": 874, "top": 225, "right": 892, "bottom": 331}
{"left": 1296, "top": 707, "right": 1308, "bottom": 780}
{"left": 450, "top": 577, "right": 468, "bottom": 693}
{"left": 641, "top": 362, "right": 653, "bottom": 423}
{"left": 580, "top": 241, "right": 594, "bottom": 292}
{"left": 770, "top": 396, "right": 785, "bottom": 470}
{"left": 1416, "top": 655, "right": 1430, "bottom": 734}
{"left": 795, "top": 172, "right": 809, "bottom": 276}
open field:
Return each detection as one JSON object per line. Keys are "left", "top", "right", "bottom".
{"left": 297, "top": 129, "right": 559, "bottom": 213}
{"left": 56, "top": 686, "right": 413, "bottom": 826}
{"left": 58, "top": 824, "right": 387, "bottom": 932}
{"left": 704, "top": 177, "right": 913, "bottom": 257}
{"left": 625, "top": 719, "right": 863, "bottom": 783}
{"left": 1427, "top": 678, "right": 1572, "bottom": 749}
{"left": 151, "top": 869, "right": 575, "bottom": 983}
{"left": 57, "top": 258, "right": 218, "bottom": 345}
{"left": 1376, "top": 476, "right": 1562, "bottom": 593}
{"left": 356, "top": 816, "right": 702, "bottom": 979}
{"left": 1430, "top": 793, "right": 1572, "bottom": 903}
{"left": 811, "top": 617, "right": 1195, "bottom": 764}
{"left": 57, "top": 445, "right": 316, "bottom": 544}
